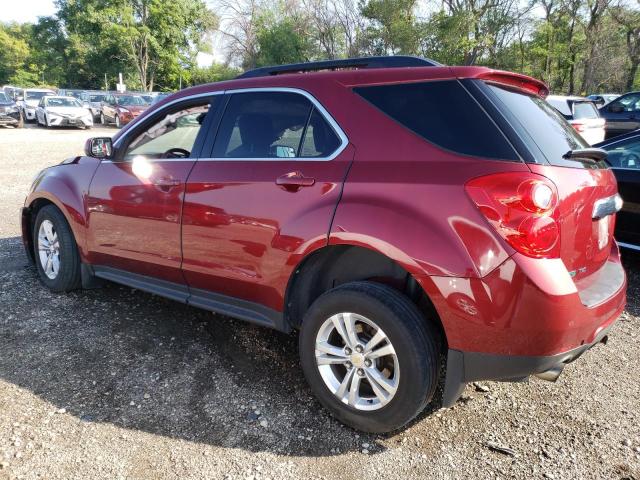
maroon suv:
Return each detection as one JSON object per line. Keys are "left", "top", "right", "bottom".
{"left": 22, "top": 57, "right": 626, "bottom": 433}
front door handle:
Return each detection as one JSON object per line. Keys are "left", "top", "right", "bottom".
{"left": 276, "top": 171, "right": 315, "bottom": 191}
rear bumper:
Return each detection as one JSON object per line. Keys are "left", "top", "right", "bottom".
{"left": 441, "top": 323, "right": 612, "bottom": 407}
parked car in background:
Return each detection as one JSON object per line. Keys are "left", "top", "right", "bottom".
{"left": 19, "top": 88, "right": 55, "bottom": 122}
{"left": 599, "top": 91, "right": 640, "bottom": 139}
{"left": 2, "top": 85, "right": 24, "bottom": 101}
{"left": 587, "top": 94, "right": 620, "bottom": 107}
{"left": 80, "top": 91, "right": 107, "bottom": 122}
{"left": 546, "top": 95, "right": 605, "bottom": 145}
{"left": 139, "top": 94, "right": 154, "bottom": 104}
{"left": 57, "top": 89, "right": 84, "bottom": 99}
{"left": 150, "top": 92, "right": 172, "bottom": 105}
{"left": 100, "top": 93, "right": 148, "bottom": 127}
{"left": 0, "top": 91, "right": 23, "bottom": 128}
{"left": 595, "top": 131, "right": 640, "bottom": 250}
{"left": 21, "top": 56, "right": 625, "bottom": 433}
{"left": 35, "top": 95, "right": 93, "bottom": 129}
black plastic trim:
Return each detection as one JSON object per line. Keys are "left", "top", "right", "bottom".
{"left": 441, "top": 323, "right": 613, "bottom": 407}
{"left": 92, "top": 265, "right": 289, "bottom": 332}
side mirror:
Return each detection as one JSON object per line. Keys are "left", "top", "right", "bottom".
{"left": 609, "top": 103, "right": 624, "bottom": 113}
{"left": 85, "top": 137, "right": 113, "bottom": 159}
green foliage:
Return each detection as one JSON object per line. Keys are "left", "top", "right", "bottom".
{"left": 256, "top": 16, "right": 312, "bottom": 66}
{"left": 189, "top": 64, "right": 241, "bottom": 86}
{"left": 360, "top": 0, "right": 421, "bottom": 54}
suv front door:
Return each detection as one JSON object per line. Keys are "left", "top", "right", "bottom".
{"left": 181, "top": 89, "right": 353, "bottom": 318}
{"left": 601, "top": 93, "right": 640, "bottom": 138}
{"left": 86, "top": 95, "right": 219, "bottom": 289}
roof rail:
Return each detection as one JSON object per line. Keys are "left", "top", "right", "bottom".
{"left": 236, "top": 56, "right": 442, "bottom": 79}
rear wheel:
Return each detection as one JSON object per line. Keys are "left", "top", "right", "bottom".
{"left": 115, "top": 115, "right": 121, "bottom": 128}
{"left": 299, "top": 281, "right": 440, "bottom": 433}
{"left": 33, "top": 205, "right": 81, "bottom": 292}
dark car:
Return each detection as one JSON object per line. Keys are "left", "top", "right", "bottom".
{"left": 21, "top": 56, "right": 625, "bottom": 433}
{"left": 0, "top": 91, "right": 23, "bottom": 128}
{"left": 100, "top": 93, "right": 149, "bottom": 128}
{"left": 599, "top": 91, "right": 640, "bottom": 139}
{"left": 595, "top": 131, "right": 640, "bottom": 249}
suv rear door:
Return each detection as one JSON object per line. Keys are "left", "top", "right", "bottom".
{"left": 180, "top": 88, "right": 353, "bottom": 315}
{"left": 600, "top": 92, "right": 640, "bottom": 138}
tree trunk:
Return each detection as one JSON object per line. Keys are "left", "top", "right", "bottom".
{"left": 628, "top": 61, "right": 639, "bottom": 91}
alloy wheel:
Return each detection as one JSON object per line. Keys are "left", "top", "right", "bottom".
{"left": 37, "top": 219, "right": 60, "bottom": 280}
{"left": 314, "top": 312, "right": 399, "bottom": 411}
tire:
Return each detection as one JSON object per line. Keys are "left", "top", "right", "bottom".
{"left": 100, "top": 112, "right": 106, "bottom": 125}
{"left": 45, "top": 115, "right": 50, "bottom": 128}
{"left": 115, "top": 115, "right": 121, "bottom": 128}
{"left": 33, "top": 205, "right": 81, "bottom": 292}
{"left": 17, "top": 113, "right": 24, "bottom": 128}
{"left": 299, "top": 281, "right": 440, "bottom": 433}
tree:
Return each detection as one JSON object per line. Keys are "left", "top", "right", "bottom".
{"left": 255, "top": 15, "right": 312, "bottom": 66}
{"left": 612, "top": 4, "right": 640, "bottom": 90}
{"left": 0, "top": 23, "right": 31, "bottom": 85}
{"left": 360, "top": 0, "right": 421, "bottom": 55}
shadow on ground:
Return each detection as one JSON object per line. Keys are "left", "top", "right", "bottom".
{"left": 0, "top": 236, "right": 392, "bottom": 457}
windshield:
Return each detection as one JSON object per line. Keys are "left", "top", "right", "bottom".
{"left": 0, "top": 92, "right": 9, "bottom": 102}
{"left": 88, "top": 94, "right": 105, "bottom": 102}
{"left": 25, "top": 91, "right": 53, "bottom": 101}
{"left": 116, "top": 95, "right": 146, "bottom": 106}
{"left": 487, "top": 84, "right": 588, "bottom": 166}
{"left": 47, "top": 97, "right": 81, "bottom": 108}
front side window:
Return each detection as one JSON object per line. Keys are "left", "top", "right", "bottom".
{"left": 212, "top": 91, "right": 343, "bottom": 159}
{"left": 615, "top": 93, "right": 640, "bottom": 112}
{"left": 354, "top": 80, "right": 519, "bottom": 161}
{"left": 123, "top": 101, "right": 212, "bottom": 160}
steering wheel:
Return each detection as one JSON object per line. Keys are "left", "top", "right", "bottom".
{"left": 161, "top": 147, "right": 190, "bottom": 159}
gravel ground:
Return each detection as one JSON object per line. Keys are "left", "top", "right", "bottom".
{"left": 0, "top": 123, "right": 639, "bottom": 480}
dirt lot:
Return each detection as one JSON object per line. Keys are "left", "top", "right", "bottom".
{"left": 0, "top": 123, "right": 639, "bottom": 480}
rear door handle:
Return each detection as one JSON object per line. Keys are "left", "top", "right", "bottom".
{"left": 154, "top": 177, "right": 181, "bottom": 191}
{"left": 276, "top": 171, "right": 315, "bottom": 190}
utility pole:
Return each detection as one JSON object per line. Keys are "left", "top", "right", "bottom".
{"left": 104, "top": 73, "right": 108, "bottom": 92}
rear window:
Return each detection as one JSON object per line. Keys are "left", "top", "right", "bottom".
{"left": 547, "top": 98, "right": 571, "bottom": 117}
{"left": 486, "top": 85, "right": 588, "bottom": 166}
{"left": 572, "top": 102, "right": 599, "bottom": 119}
{"left": 354, "top": 81, "right": 519, "bottom": 161}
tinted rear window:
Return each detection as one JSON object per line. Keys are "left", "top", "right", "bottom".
{"left": 572, "top": 102, "right": 599, "bottom": 119}
{"left": 486, "top": 85, "right": 588, "bottom": 165}
{"left": 354, "top": 81, "right": 519, "bottom": 161}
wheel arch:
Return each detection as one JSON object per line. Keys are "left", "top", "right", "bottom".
{"left": 284, "top": 243, "right": 447, "bottom": 349}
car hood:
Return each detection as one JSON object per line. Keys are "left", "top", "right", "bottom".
{"left": 24, "top": 99, "right": 41, "bottom": 107}
{"left": 0, "top": 101, "right": 16, "bottom": 107}
{"left": 48, "top": 106, "right": 89, "bottom": 116}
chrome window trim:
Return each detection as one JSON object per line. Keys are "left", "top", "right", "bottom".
{"left": 111, "top": 87, "right": 348, "bottom": 162}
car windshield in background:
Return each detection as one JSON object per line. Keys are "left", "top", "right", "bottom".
{"left": 572, "top": 102, "right": 599, "bottom": 119}
{"left": 25, "top": 91, "right": 52, "bottom": 101}
{"left": 48, "top": 98, "right": 81, "bottom": 107}
{"left": 88, "top": 95, "right": 105, "bottom": 102}
{"left": 486, "top": 85, "right": 588, "bottom": 165}
{"left": 0, "top": 93, "right": 9, "bottom": 102}
{"left": 117, "top": 95, "right": 146, "bottom": 106}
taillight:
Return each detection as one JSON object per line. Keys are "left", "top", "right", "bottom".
{"left": 572, "top": 123, "right": 585, "bottom": 132}
{"left": 465, "top": 172, "right": 560, "bottom": 258}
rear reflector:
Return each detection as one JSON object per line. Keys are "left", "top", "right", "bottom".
{"left": 465, "top": 172, "right": 560, "bottom": 258}
{"left": 572, "top": 123, "right": 585, "bottom": 133}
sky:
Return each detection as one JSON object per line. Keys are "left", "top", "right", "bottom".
{"left": 3, "top": 0, "right": 56, "bottom": 23}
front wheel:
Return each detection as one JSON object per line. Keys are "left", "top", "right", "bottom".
{"left": 115, "top": 115, "right": 121, "bottom": 128}
{"left": 100, "top": 112, "right": 106, "bottom": 125}
{"left": 33, "top": 205, "right": 81, "bottom": 292}
{"left": 299, "top": 281, "right": 440, "bottom": 433}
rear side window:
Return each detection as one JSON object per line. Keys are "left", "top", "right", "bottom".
{"left": 353, "top": 80, "right": 519, "bottom": 161}
{"left": 572, "top": 102, "right": 599, "bottom": 119}
{"left": 300, "top": 109, "right": 341, "bottom": 157}
{"left": 486, "top": 84, "right": 588, "bottom": 166}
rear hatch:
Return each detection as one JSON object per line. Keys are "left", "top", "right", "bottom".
{"left": 479, "top": 82, "right": 619, "bottom": 281}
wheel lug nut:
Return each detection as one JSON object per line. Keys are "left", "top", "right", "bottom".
{"left": 357, "top": 368, "right": 365, "bottom": 377}
{"left": 355, "top": 345, "right": 363, "bottom": 353}
{"left": 344, "top": 347, "right": 352, "bottom": 355}
{"left": 346, "top": 361, "right": 352, "bottom": 369}
{"left": 364, "top": 359, "right": 372, "bottom": 367}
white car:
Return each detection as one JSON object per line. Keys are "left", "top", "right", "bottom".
{"left": 19, "top": 88, "right": 55, "bottom": 122}
{"left": 35, "top": 96, "right": 93, "bottom": 129}
{"left": 546, "top": 95, "right": 605, "bottom": 145}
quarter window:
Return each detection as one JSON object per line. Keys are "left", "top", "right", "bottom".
{"left": 354, "top": 80, "right": 519, "bottom": 161}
